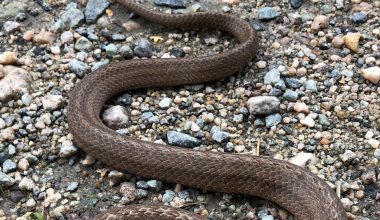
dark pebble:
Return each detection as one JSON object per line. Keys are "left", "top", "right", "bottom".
{"left": 167, "top": 131, "right": 201, "bottom": 148}
{"left": 331, "top": 69, "right": 341, "bottom": 80}
{"left": 133, "top": 38, "right": 153, "bottom": 58}
{"left": 290, "top": 0, "right": 304, "bottom": 9}
{"left": 364, "top": 185, "right": 378, "bottom": 199}
{"left": 36, "top": 0, "right": 52, "bottom": 11}
{"left": 170, "top": 47, "right": 185, "bottom": 57}
{"left": 284, "top": 78, "right": 303, "bottom": 89}
{"left": 154, "top": 0, "right": 187, "bottom": 8}
{"left": 269, "top": 88, "right": 282, "bottom": 97}
{"left": 250, "top": 20, "right": 267, "bottom": 31}
{"left": 15, "top": 13, "right": 27, "bottom": 22}
{"left": 28, "top": 8, "right": 40, "bottom": 16}
{"left": 10, "top": 191, "right": 26, "bottom": 203}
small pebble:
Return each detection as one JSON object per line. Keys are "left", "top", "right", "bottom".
{"left": 167, "top": 131, "right": 201, "bottom": 148}
{"left": 134, "top": 38, "right": 153, "bottom": 58}
{"left": 361, "top": 66, "right": 380, "bottom": 84}
{"left": 257, "top": 7, "right": 280, "bottom": 21}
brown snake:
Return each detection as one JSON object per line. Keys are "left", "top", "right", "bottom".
{"left": 67, "top": 0, "right": 347, "bottom": 219}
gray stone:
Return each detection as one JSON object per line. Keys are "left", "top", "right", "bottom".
{"left": 21, "top": 93, "right": 32, "bottom": 106}
{"left": 265, "top": 113, "right": 282, "bottom": 128}
{"left": 61, "top": 7, "right": 84, "bottom": 28}
{"left": 75, "top": 36, "right": 94, "bottom": 52}
{"left": 0, "top": 3, "right": 27, "bottom": 20}
{"left": 322, "top": 5, "right": 332, "bottom": 14}
{"left": 342, "top": 69, "right": 353, "bottom": 78}
{"left": 212, "top": 130, "right": 230, "bottom": 143}
{"left": 154, "top": 0, "right": 187, "bottom": 8}
{"left": 141, "top": 112, "right": 155, "bottom": 121}
{"left": 85, "top": 0, "right": 110, "bottom": 24}
{"left": 3, "top": 21, "right": 21, "bottom": 33}
{"left": 269, "top": 88, "right": 282, "bottom": 97}
{"left": 204, "top": 35, "right": 219, "bottom": 45}
{"left": 318, "top": 114, "right": 330, "bottom": 126}
{"left": 159, "top": 97, "right": 172, "bottom": 109}
{"left": 68, "top": 59, "right": 88, "bottom": 78}
{"left": 59, "top": 140, "right": 78, "bottom": 158}
{"left": 264, "top": 69, "right": 281, "bottom": 85}
{"left": 178, "top": 190, "right": 190, "bottom": 200}
{"left": 112, "top": 34, "right": 126, "bottom": 41}
{"left": 221, "top": 5, "right": 231, "bottom": 13}
{"left": 340, "top": 150, "right": 356, "bottom": 162}
{"left": 374, "top": 149, "right": 380, "bottom": 159}
{"left": 10, "top": 191, "right": 26, "bottom": 202}
{"left": 305, "top": 80, "right": 317, "bottom": 92}
{"left": 91, "top": 60, "right": 109, "bottom": 71}
{"left": 147, "top": 180, "right": 163, "bottom": 191}
{"left": 254, "top": 118, "right": 265, "bottom": 127}
{"left": 352, "top": 12, "right": 367, "bottom": 24}
{"left": 15, "top": 13, "right": 27, "bottom": 22}
{"left": 0, "top": 171, "right": 15, "bottom": 187}
{"left": 233, "top": 114, "right": 243, "bottom": 123}
{"left": 135, "top": 189, "right": 148, "bottom": 199}
{"left": 136, "top": 181, "right": 149, "bottom": 189}
{"left": 61, "top": 31, "right": 74, "bottom": 44}
{"left": 18, "top": 177, "right": 35, "bottom": 191}
{"left": 257, "top": 7, "right": 280, "bottom": 21}
{"left": 262, "top": 215, "right": 275, "bottom": 220}
{"left": 8, "top": 145, "right": 16, "bottom": 155}
{"left": 275, "top": 79, "right": 286, "bottom": 90}
{"left": 283, "top": 90, "right": 298, "bottom": 101}
{"left": 247, "top": 96, "right": 280, "bottom": 115}
{"left": 284, "top": 78, "right": 303, "bottom": 89}
{"left": 105, "top": 44, "right": 118, "bottom": 56}
{"left": 162, "top": 190, "right": 176, "bottom": 203}
{"left": 2, "top": 159, "right": 17, "bottom": 173}
{"left": 66, "top": 182, "right": 79, "bottom": 192}
{"left": 148, "top": 116, "right": 160, "bottom": 124}
{"left": 167, "top": 131, "right": 201, "bottom": 148}
{"left": 52, "top": 20, "right": 65, "bottom": 33}
{"left": 120, "top": 45, "right": 134, "bottom": 58}
{"left": 134, "top": 38, "right": 153, "bottom": 58}
{"left": 290, "top": 0, "right": 304, "bottom": 9}
{"left": 25, "top": 154, "right": 38, "bottom": 163}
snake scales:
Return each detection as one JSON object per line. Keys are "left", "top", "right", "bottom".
{"left": 67, "top": 0, "right": 347, "bottom": 219}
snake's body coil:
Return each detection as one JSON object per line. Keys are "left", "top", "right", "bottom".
{"left": 67, "top": 0, "right": 347, "bottom": 219}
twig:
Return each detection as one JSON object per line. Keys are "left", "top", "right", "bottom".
{"left": 256, "top": 139, "right": 260, "bottom": 156}
{"left": 179, "top": 202, "right": 207, "bottom": 208}
{"left": 336, "top": 181, "right": 341, "bottom": 198}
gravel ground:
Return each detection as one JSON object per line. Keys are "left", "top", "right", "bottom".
{"left": 0, "top": 0, "right": 379, "bottom": 219}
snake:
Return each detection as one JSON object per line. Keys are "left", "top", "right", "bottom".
{"left": 67, "top": 0, "right": 347, "bottom": 219}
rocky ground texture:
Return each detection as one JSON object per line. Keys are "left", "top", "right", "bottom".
{"left": 0, "top": 0, "right": 380, "bottom": 219}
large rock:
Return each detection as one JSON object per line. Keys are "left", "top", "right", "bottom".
{"left": 0, "top": 66, "right": 31, "bottom": 102}
{"left": 85, "top": 0, "right": 110, "bottom": 24}
{"left": 61, "top": 4, "right": 84, "bottom": 28}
